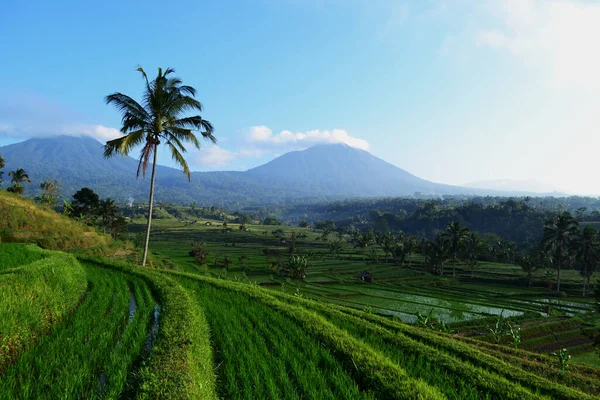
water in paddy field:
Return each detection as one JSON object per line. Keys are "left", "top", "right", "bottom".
{"left": 145, "top": 304, "right": 160, "bottom": 355}
{"left": 304, "top": 283, "right": 525, "bottom": 323}
{"left": 128, "top": 288, "right": 137, "bottom": 322}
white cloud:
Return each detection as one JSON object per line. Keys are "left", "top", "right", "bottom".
{"left": 0, "top": 122, "right": 122, "bottom": 142}
{"left": 477, "top": 0, "right": 600, "bottom": 89}
{"left": 246, "top": 126, "right": 370, "bottom": 151}
{"left": 193, "top": 145, "right": 237, "bottom": 169}
{"left": 60, "top": 124, "right": 122, "bottom": 141}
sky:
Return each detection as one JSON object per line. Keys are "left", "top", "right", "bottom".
{"left": 1, "top": 0, "right": 599, "bottom": 195}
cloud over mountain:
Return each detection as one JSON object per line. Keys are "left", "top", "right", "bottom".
{"left": 246, "top": 126, "right": 370, "bottom": 152}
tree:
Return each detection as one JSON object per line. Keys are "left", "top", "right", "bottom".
{"left": 38, "top": 180, "right": 61, "bottom": 205}
{"left": 404, "top": 236, "right": 417, "bottom": 268}
{"left": 71, "top": 187, "right": 100, "bottom": 219}
{"left": 442, "top": 221, "right": 470, "bottom": 278}
{"left": 328, "top": 238, "right": 344, "bottom": 259}
{"left": 576, "top": 226, "right": 599, "bottom": 297}
{"left": 109, "top": 215, "right": 128, "bottom": 240}
{"left": 376, "top": 232, "right": 396, "bottom": 264}
{"left": 0, "top": 154, "right": 4, "bottom": 185}
{"left": 517, "top": 252, "right": 538, "bottom": 287}
{"left": 288, "top": 231, "right": 297, "bottom": 254}
{"left": 462, "top": 232, "right": 481, "bottom": 279}
{"left": 104, "top": 67, "right": 215, "bottom": 266}
{"left": 97, "top": 198, "right": 118, "bottom": 233}
{"left": 542, "top": 212, "right": 579, "bottom": 292}
{"left": 189, "top": 241, "right": 208, "bottom": 265}
{"left": 263, "top": 216, "right": 282, "bottom": 226}
{"left": 424, "top": 234, "right": 448, "bottom": 276}
{"left": 7, "top": 168, "right": 32, "bottom": 194}
{"left": 352, "top": 230, "right": 374, "bottom": 260}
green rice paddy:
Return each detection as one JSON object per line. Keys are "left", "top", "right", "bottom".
{"left": 0, "top": 218, "right": 599, "bottom": 398}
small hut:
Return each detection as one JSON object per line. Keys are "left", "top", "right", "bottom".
{"left": 358, "top": 271, "right": 373, "bottom": 283}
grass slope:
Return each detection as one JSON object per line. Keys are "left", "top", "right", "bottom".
{"left": 0, "top": 245, "right": 86, "bottom": 373}
{"left": 0, "top": 190, "right": 110, "bottom": 250}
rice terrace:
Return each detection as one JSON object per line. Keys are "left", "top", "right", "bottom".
{"left": 2, "top": 1, "right": 600, "bottom": 398}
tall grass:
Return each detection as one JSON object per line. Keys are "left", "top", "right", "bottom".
{"left": 0, "top": 264, "right": 153, "bottom": 399}
{"left": 83, "top": 257, "right": 218, "bottom": 400}
{"left": 179, "top": 278, "right": 376, "bottom": 400}
{"left": 0, "top": 190, "right": 110, "bottom": 250}
{"left": 0, "top": 243, "right": 47, "bottom": 270}
{"left": 0, "top": 247, "right": 86, "bottom": 373}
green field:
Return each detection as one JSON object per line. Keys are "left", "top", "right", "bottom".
{"left": 1, "top": 215, "right": 599, "bottom": 398}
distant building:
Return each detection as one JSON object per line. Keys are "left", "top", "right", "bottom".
{"left": 358, "top": 271, "right": 372, "bottom": 283}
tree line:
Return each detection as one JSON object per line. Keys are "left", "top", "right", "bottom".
{"left": 336, "top": 213, "right": 597, "bottom": 297}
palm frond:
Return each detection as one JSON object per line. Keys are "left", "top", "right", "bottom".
{"left": 168, "top": 95, "right": 203, "bottom": 115}
{"left": 168, "top": 127, "right": 202, "bottom": 149}
{"left": 164, "top": 133, "right": 188, "bottom": 153}
{"left": 104, "top": 129, "right": 146, "bottom": 158}
{"left": 179, "top": 85, "right": 196, "bottom": 97}
{"left": 105, "top": 93, "right": 149, "bottom": 119}
{"left": 167, "top": 142, "right": 191, "bottom": 180}
{"left": 137, "top": 66, "right": 150, "bottom": 87}
{"left": 137, "top": 140, "right": 156, "bottom": 178}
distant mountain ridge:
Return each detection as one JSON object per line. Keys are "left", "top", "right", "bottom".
{"left": 464, "top": 179, "right": 567, "bottom": 195}
{"left": 0, "top": 136, "right": 552, "bottom": 206}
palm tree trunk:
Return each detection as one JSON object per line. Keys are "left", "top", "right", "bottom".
{"left": 141, "top": 144, "right": 158, "bottom": 267}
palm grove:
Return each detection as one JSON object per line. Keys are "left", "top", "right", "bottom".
{"left": 345, "top": 213, "right": 597, "bottom": 297}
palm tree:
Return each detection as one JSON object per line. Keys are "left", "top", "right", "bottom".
{"left": 104, "top": 67, "right": 215, "bottom": 266}
{"left": 517, "top": 252, "right": 538, "bottom": 287}
{"left": 404, "top": 236, "right": 417, "bottom": 268}
{"left": 542, "top": 212, "right": 579, "bottom": 292}
{"left": 576, "top": 226, "right": 599, "bottom": 297}
{"left": 7, "top": 168, "right": 31, "bottom": 194}
{"left": 442, "top": 221, "right": 470, "bottom": 277}
{"left": 462, "top": 232, "right": 481, "bottom": 279}
{"left": 39, "top": 179, "right": 60, "bottom": 205}
{"left": 98, "top": 198, "right": 118, "bottom": 234}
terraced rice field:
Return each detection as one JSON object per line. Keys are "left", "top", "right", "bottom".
{"left": 139, "top": 219, "right": 599, "bottom": 362}
{"left": 1, "top": 234, "right": 599, "bottom": 398}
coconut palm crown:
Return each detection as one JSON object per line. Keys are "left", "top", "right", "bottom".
{"left": 104, "top": 66, "right": 215, "bottom": 266}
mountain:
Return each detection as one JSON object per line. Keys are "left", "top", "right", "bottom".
{"left": 0, "top": 136, "right": 499, "bottom": 206}
{"left": 246, "top": 143, "right": 459, "bottom": 196}
{"left": 464, "top": 179, "right": 568, "bottom": 196}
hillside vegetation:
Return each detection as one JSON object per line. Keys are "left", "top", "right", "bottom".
{"left": 0, "top": 190, "right": 110, "bottom": 250}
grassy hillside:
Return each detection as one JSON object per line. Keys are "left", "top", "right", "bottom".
{"left": 0, "top": 190, "right": 110, "bottom": 250}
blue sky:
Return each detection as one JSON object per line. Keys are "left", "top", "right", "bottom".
{"left": 1, "top": 0, "right": 600, "bottom": 194}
